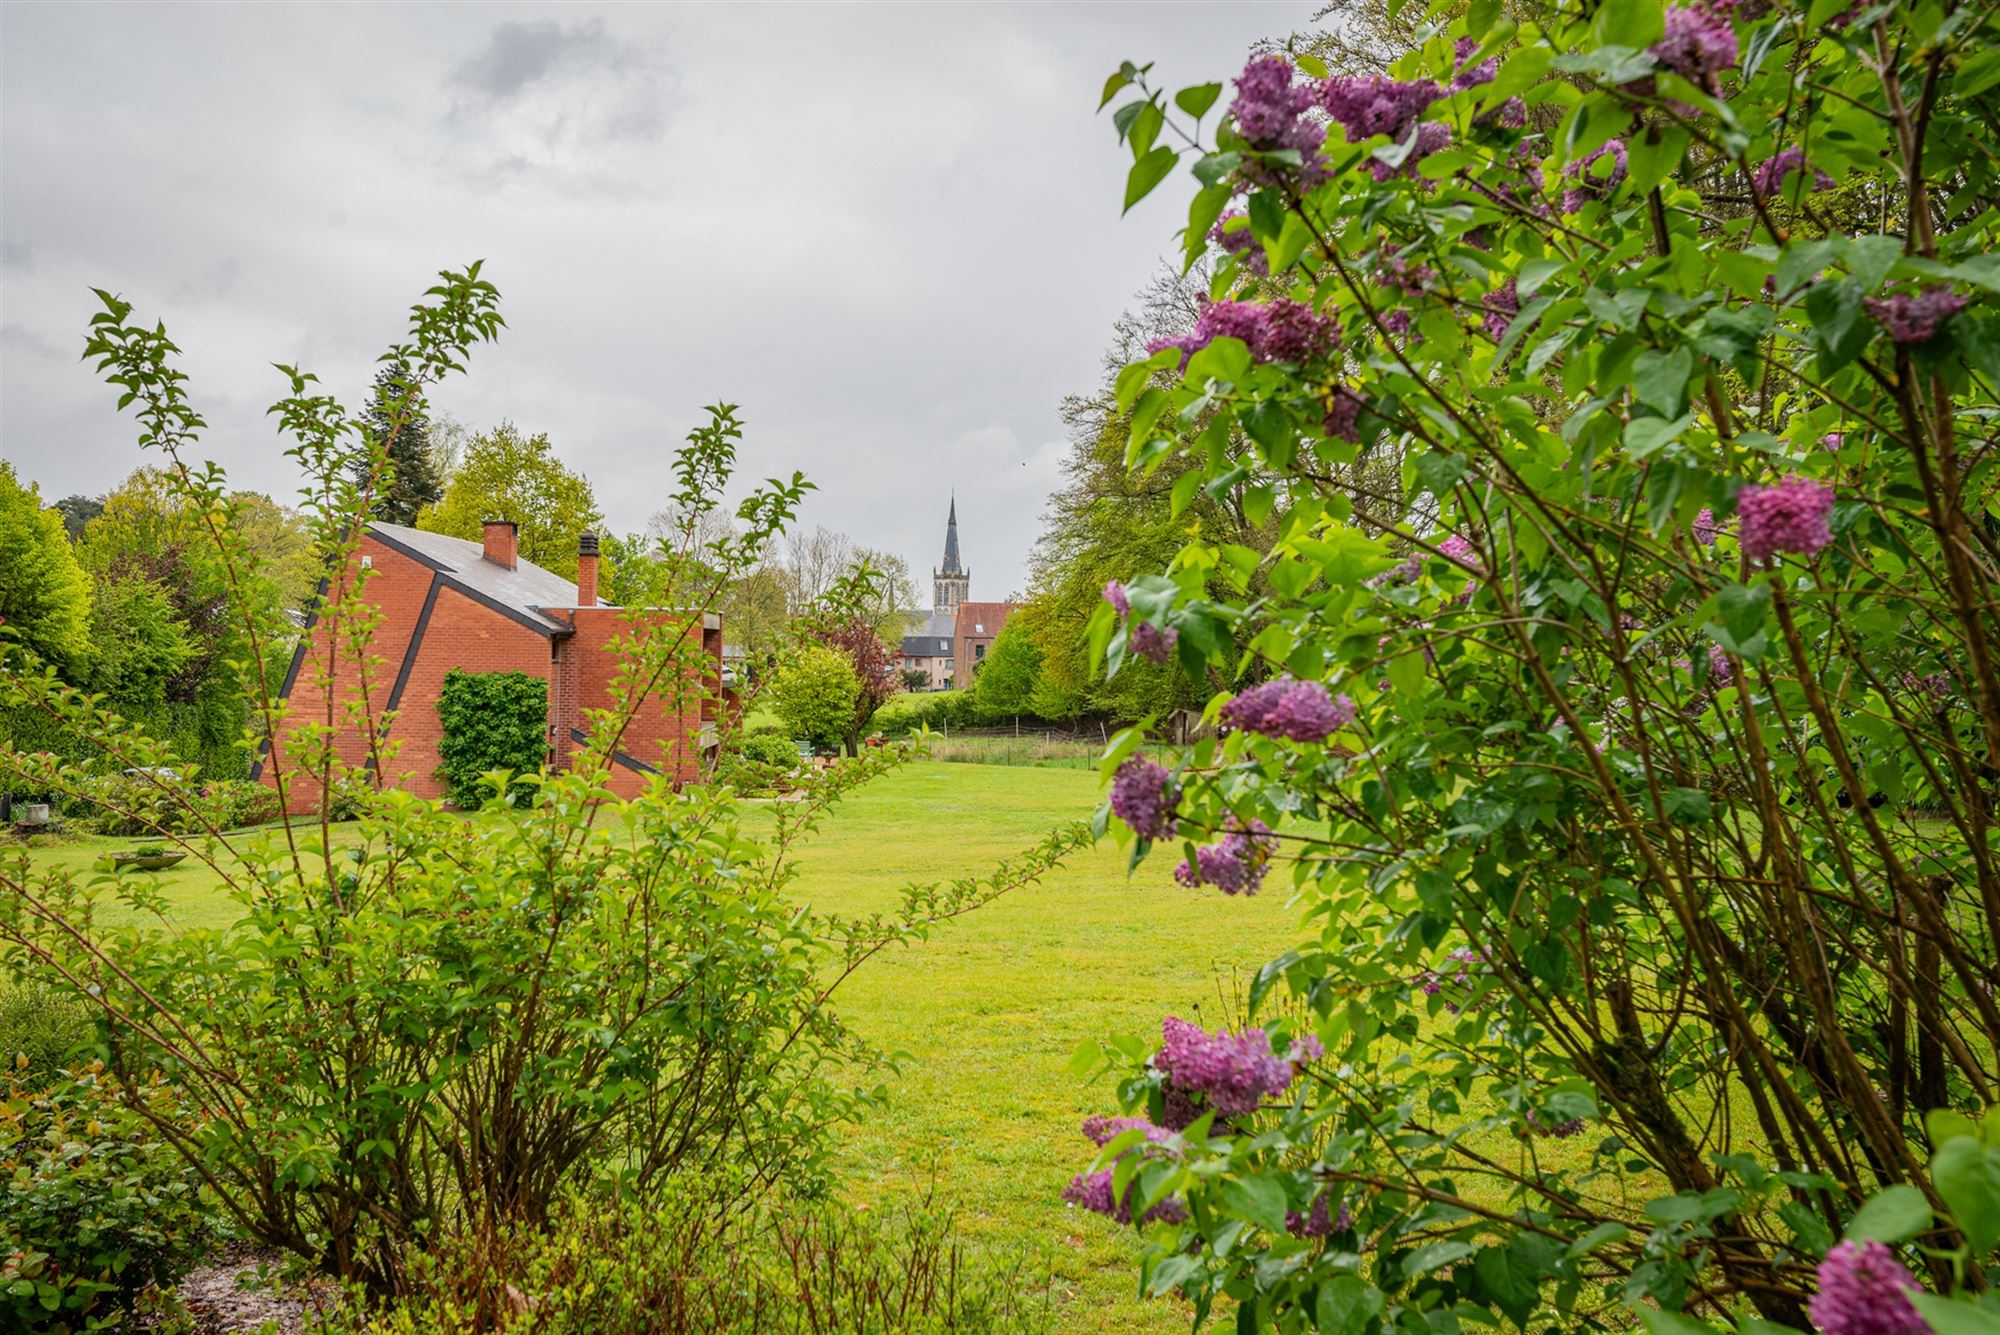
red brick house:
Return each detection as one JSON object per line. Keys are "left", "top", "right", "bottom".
{"left": 254, "top": 520, "right": 719, "bottom": 814}
{"left": 954, "top": 600, "right": 1021, "bottom": 683}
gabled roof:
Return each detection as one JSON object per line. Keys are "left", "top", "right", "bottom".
{"left": 900, "top": 634, "right": 954, "bottom": 657}
{"left": 369, "top": 522, "right": 599, "bottom": 635}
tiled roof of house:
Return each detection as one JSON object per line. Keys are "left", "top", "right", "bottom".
{"left": 370, "top": 522, "right": 601, "bottom": 634}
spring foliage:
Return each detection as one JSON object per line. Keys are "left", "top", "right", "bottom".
{"left": 1078, "top": 1, "right": 2000, "bottom": 1330}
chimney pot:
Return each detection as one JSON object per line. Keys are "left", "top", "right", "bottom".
{"left": 482, "top": 519, "right": 518, "bottom": 570}
{"left": 576, "top": 530, "right": 599, "bottom": 607}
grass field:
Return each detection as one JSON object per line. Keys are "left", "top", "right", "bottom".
{"left": 5, "top": 760, "right": 1297, "bottom": 1334}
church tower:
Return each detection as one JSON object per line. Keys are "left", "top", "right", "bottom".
{"left": 933, "top": 496, "right": 970, "bottom": 616}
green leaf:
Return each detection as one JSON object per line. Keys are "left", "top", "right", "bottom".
{"left": 1404, "top": 1240, "right": 1477, "bottom": 1277}
{"left": 1707, "top": 582, "right": 1772, "bottom": 661}
{"left": 1625, "top": 413, "right": 1691, "bottom": 461}
{"left": 1566, "top": 1222, "right": 1628, "bottom": 1258}
{"left": 1216, "top": 1175, "right": 1290, "bottom": 1233}
{"left": 1634, "top": 347, "right": 1695, "bottom": 415}
{"left": 1169, "top": 469, "right": 1204, "bottom": 519}
{"left": 1099, "top": 71, "right": 1132, "bottom": 110}
{"left": 1184, "top": 183, "right": 1232, "bottom": 273}
{"left": 1908, "top": 1295, "right": 2000, "bottom": 1335}
{"left": 1627, "top": 126, "right": 1690, "bottom": 193}
{"left": 1315, "top": 1274, "right": 1377, "bottom": 1335}
{"left": 1844, "top": 234, "right": 1904, "bottom": 293}
{"left": 1955, "top": 47, "right": 2000, "bottom": 98}
{"left": 1474, "top": 1243, "right": 1543, "bottom": 1326}
{"left": 1174, "top": 82, "right": 1223, "bottom": 119}
{"left": 1931, "top": 1136, "right": 2000, "bottom": 1255}
{"left": 1805, "top": 278, "right": 1875, "bottom": 374}
{"left": 1843, "top": 1184, "right": 1932, "bottom": 1244}
{"left": 1124, "top": 147, "right": 1180, "bottom": 214}
{"left": 1186, "top": 336, "right": 1253, "bottom": 386}
{"left": 1637, "top": 1310, "right": 1726, "bottom": 1335}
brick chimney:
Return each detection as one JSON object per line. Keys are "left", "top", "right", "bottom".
{"left": 576, "top": 531, "right": 599, "bottom": 607}
{"left": 482, "top": 519, "right": 518, "bottom": 570}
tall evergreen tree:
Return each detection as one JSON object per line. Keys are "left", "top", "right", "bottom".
{"left": 355, "top": 362, "right": 443, "bottom": 524}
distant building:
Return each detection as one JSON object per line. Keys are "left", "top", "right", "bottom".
{"left": 255, "top": 520, "right": 720, "bottom": 813}
{"left": 900, "top": 498, "right": 977, "bottom": 690}
{"left": 954, "top": 600, "right": 1019, "bottom": 681}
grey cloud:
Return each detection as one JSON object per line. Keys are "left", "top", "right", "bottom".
{"left": 451, "top": 19, "right": 641, "bottom": 102}
{"left": 2, "top": 1, "right": 1306, "bottom": 599}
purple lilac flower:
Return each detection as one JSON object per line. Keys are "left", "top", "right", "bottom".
{"left": 1822, "top": 432, "right": 1846, "bottom": 452}
{"left": 1129, "top": 620, "right": 1178, "bottom": 665}
{"left": 1261, "top": 298, "right": 1344, "bottom": 362}
{"left": 1708, "top": 644, "right": 1735, "bottom": 687}
{"left": 1173, "top": 816, "right": 1279, "bottom": 896}
{"left": 1156, "top": 1016, "right": 1298, "bottom": 1117}
{"left": 1221, "top": 677, "right": 1356, "bottom": 743}
{"left": 1371, "top": 553, "right": 1425, "bottom": 587}
{"left": 1482, "top": 278, "right": 1520, "bottom": 342}
{"left": 1808, "top": 1241, "right": 1928, "bottom": 1335}
{"left": 1146, "top": 298, "right": 1338, "bottom": 368}
{"left": 1319, "top": 74, "right": 1443, "bottom": 142}
{"left": 1650, "top": 4, "right": 1739, "bottom": 80}
{"left": 1103, "top": 580, "right": 1130, "bottom": 617}
{"left": 1289, "top": 1033, "right": 1325, "bottom": 1063}
{"left": 1902, "top": 670, "right": 1952, "bottom": 700}
{"left": 1229, "top": 57, "right": 1329, "bottom": 188}
{"left": 1287, "top": 1195, "right": 1336, "bottom": 1238}
{"left": 1209, "top": 210, "right": 1269, "bottom": 276}
{"left": 1080, "top": 1114, "right": 1178, "bottom": 1149}
{"left": 1377, "top": 249, "right": 1435, "bottom": 296}
{"left": 1416, "top": 947, "right": 1490, "bottom": 1013}
{"left": 1561, "top": 139, "right": 1628, "bottom": 213}
{"left": 1865, "top": 286, "right": 1968, "bottom": 345}
{"left": 1693, "top": 507, "right": 1722, "bottom": 545}
{"left": 1381, "top": 308, "right": 1413, "bottom": 334}
{"left": 1737, "top": 476, "right": 1836, "bottom": 560}
{"left": 1110, "top": 756, "right": 1178, "bottom": 841}
{"left": 1323, "top": 389, "right": 1364, "bottom": 443}
{"left": 1452, "top": 38, "right": 1528, "bottom": 126}
{"left": 1751, "top": 148, "right": 1835, "bottom": 197}
{"left": 1062, "top": 1168, "right": 1189, "bottom": 1225}
{"left": 1437, "top": 534, "right": 1485, "bottom": 575}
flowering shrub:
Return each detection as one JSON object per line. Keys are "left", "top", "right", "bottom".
{"left": 1077, "top": 1, "right": 2000, "bottom": 1328}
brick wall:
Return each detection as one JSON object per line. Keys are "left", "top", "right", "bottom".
{"left": 261, "top": 532, "right": 718, "bottom": 814}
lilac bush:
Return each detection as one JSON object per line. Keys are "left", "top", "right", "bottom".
{"left": 1084, "top": 2, "right": 2000, "bottom": 1328}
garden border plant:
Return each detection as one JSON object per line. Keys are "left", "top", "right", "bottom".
{"left": 0, "top": 268, "right": 1087, "bottom": 1311}
{"left": 1070, "top": 1, "right": 2000, "bottom": 1331}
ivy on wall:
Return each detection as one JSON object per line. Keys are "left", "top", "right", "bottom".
{"left": 435, "top": 669, "right": 546, "bottom": 804}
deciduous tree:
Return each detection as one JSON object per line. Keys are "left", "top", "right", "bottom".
{"left": 416, "top": 422, "right": 602, "bottom": 580}
{"left": 0, "top": 463, "right": 93, "bottom": 675}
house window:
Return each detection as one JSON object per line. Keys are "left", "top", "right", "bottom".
{"left": 974, "top": 643, "right": 986, "bottom": 659}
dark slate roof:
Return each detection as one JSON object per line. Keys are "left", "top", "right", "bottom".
{"left": 901, "top": 634, "right": 953, "bottom": 656}
{"left": 370, "top": 522, "right": 598, "bottom": 635}
{"left": 938, "top": 496, "right": 963, "bottom": 576}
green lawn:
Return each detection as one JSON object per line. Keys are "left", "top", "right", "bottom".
{"left": 7, "top": 762, "right": 1298, "bottom": 1334}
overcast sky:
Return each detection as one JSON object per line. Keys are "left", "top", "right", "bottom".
{"left": 1, "top": 3, "right": 1305, "bottom": 599}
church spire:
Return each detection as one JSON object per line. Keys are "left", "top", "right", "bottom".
{"left": 940, "top": 494, "right": 963, "bottom": 576}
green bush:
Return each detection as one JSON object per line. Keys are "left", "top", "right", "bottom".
{"left": 0, "top": 1065, "right": 213, "bottom": 1332}
{"left": 738, "top": 732, "right": 801, "bottom": 769}
{"left": 772, "top": 646, "right": 859, "bottom": 752}
{"left": 869, "top": 690, "right": 976, "bottom": 738}
{"left": 433, "top": 669, "right": 546, "bottom": 804}
{"left": 325, "top": 1186, "right": 1051, "bottom": 1335}
{"left": 0, "top": 985, "right": 91, "bottom": 1088}
{"left": 75, "top": 775, "right": 280, "bottom": 837}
